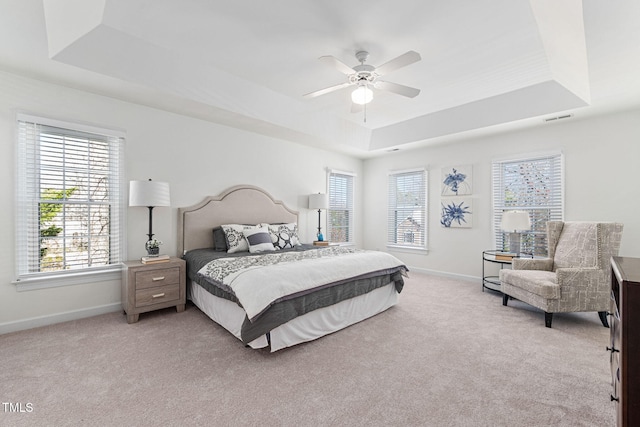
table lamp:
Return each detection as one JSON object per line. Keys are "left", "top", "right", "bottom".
{"left": 308, "top": 193, "right": 328, "bottom": 241}
{"left": 501, "top": 210, "right": 531, "bottom": 256}
{"left": 129, "top": 179, "right": 171, "bottom": 253}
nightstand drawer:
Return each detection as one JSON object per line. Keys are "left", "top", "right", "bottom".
{"left": 135, "top": 267, "right": 180, "bottom": 289}
{"left": 135, "top": 283, "right": 180, "bottom": 308}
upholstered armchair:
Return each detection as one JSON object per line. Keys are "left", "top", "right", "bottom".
{"left": 500, "top": 221, "right": 623, "bottom": 328}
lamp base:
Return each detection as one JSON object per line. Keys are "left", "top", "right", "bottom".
{"left": 316, "top": 209, "right": 323, "bottom": 242}
{"left": 508, "top": 232, "right": 521, "bottom": 256}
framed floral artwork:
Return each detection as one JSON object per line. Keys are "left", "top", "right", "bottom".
{"left": 440, "top": 198, "right": 473, "bottom": 228}
{"left": 441, "top": 165, "right": 472, "bottom": 196}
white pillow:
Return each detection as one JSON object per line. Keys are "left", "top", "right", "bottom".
{"left": 243, "top": 227, "right": 276, "bottom": 253}
{"left": 263, "top": 223, "right": 301, "bottom": 249}
{"left": 221, "top": 224, "right": 256, "bottom": 253}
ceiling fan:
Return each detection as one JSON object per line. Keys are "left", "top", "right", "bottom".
{"left": 303, "top": 50, "right": 421, "bottom": 108}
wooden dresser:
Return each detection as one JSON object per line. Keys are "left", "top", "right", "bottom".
{"left": 609, "top": 256, "right": 640, "bottom": 426}
{"left": 121, "top": 257, "right": 186, "bottom": 323}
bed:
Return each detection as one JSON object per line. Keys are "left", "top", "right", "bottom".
{"left": 178, "top": 185, "right": 408, "bottom": 352}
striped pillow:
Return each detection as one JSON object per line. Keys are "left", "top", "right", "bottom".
{"left": 243, "top": 227, "right": 276, "bottom": 253}
{"left": 221, "top": 224, "right": 255, "bottom": 253}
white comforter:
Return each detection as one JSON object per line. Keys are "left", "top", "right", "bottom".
{"left": 197, "top": 247, "right": 407, "bottom": 321}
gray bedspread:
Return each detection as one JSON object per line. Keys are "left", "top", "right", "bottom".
{"left": 183, "top": 245, "right": 406, "bottom": 344}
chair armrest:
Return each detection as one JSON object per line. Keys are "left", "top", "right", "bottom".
{"left": 555, "top": 267, "right": 606, "bottom": 289}
{"left": 512, "top": 257, "right": 553, "bottom": 271}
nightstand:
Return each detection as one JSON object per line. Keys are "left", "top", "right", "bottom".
{"left": 121, "top": 257, "right": 186, "bottom": 324}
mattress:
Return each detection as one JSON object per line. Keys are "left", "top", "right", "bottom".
{"left": 184, "top": 245, "right": 407, "bottom": 351}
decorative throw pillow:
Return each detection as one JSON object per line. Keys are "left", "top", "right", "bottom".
{"left": 243, "top": 228, "right": 276, "bottom": 253}
{"left": 212, "top": 227, "right": 228, "bottom": 252}
{"left": 264, "top": 223, "right": 301, "bottom": 249}
{"left": 221, "top": 224, "right": 257, "bottom": 253}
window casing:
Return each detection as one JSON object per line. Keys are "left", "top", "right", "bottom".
{"left": 16, "top": 114, "right": 125, "bottom": 283}
{"left": 388, "top": 168, "right": 427, "bottom": 250}
{"left": 327, "top": 170, "right": 355, "bottom": 244}
{"left": 492, "top": 152, "right": 564, "bottom": 256}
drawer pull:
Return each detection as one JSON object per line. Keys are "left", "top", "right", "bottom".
{"left": 611, "top": 394, "right": 619, "bottom": 402}
{"left": 152, "top": 293, "right": 165, "bottom": 298}
{"left": 152, "top": 276, "right": 165, "bottom": 281}
{"left": 606, "top": 346, "right": 620, "bottom": 353}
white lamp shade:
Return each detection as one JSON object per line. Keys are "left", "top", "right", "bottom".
{"left": 351, "top": 86, "right": 373, "bottom": 105}
{"left": 501, "top": 210, "right": 531, "bottom": 232}
{"left": 129, "top": 180, "right": 171, "bottom": 207}
{"left": 308, "top": 193, "right": 328, "bottom": 210}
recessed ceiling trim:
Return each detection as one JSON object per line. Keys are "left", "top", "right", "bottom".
{"left": 369, "top": 80, "right": 588, "bottom": 151}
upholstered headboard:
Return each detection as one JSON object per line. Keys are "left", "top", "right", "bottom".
{"left": 178, "top": 185, "right": 299, "bottom": 255}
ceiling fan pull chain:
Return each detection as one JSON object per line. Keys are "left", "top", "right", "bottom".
{"left": 364, "top": 99, "right": 367, "bottom": 123}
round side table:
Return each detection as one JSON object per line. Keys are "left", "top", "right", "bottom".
{"left": 482, "top": 250, "right": 532, "bottom": 292}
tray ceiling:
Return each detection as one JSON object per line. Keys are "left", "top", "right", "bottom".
{"left": 1, "top": 0, "right": 639, "bottom": 157}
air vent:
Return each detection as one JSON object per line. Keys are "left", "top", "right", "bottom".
{"left": 544, "top": 114, "right": 573, "bottom": 123}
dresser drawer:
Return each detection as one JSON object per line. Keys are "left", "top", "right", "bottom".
{"left": 610, "top": 295, "right": 621, "bottom": 345}
{"left": 135, "top": 267, "right": 180, "bottom": 289}
{"left": 611, "top": 350, "right": 620, "bottom": 390}
{"left": 611, "top": 317, "right": 621, "bottom": 349}
{"left": 135, "top": 283, "right": 180, "bottom": 307}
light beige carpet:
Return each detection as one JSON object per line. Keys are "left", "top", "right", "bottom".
{"left": 0, "top": 272, "right": 615, "bottom": 426}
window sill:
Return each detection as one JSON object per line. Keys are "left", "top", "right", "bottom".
{"left": 386, "top": 245, "right": 429, "bottom": 255}
{"left": 12, "top": 266, "right": 122, "bottom": 292}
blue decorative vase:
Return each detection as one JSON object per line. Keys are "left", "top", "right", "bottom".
{"left": 318, "top": 233, "right": 324, "bottom": 242}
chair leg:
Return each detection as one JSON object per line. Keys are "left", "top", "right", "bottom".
{"left": 502, "top": 294, "right": 509, "bottom": 306}
{"left": 598, "top": 311, "right": 609, "bottom": 328}
{"left": 544, "top": 312, "right": 553, "bottom": 328}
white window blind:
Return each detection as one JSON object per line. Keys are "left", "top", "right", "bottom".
{"left": 388, "top": 168, "right": 427, "bottom": 249}
{"left": 16, "top": 115, "right": 125, "bottom": 280}
{"left": 327, "top": 170, "right": 355, "bottom": 244}
{"left": 492, "top": 152, "right": 564, "bottom": 256}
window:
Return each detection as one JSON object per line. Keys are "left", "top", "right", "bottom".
{"left": 16, "top": 114, "right": 125, "bottom": 282}
{"left": 492, "top": 152, "right": 564, "bottom": 256}
{"left": 327, "top": 170, "right": 355, "bottom": 244}
{"left": 388, "top": 169, "right": 427, "bottom": 249}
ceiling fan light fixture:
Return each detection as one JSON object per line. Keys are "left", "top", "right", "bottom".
{"left": 351, "top": 85, "right": 373, "bottom": 105}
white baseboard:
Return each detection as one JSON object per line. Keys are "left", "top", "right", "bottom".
{"left": 407, "top": 266, "right": 480, "bottom": 283}
{"left": 0, "top": 303, "right": 122, "bottom": 335}
{"left": 1, "top": 268, "right": 479, "bottom": 335}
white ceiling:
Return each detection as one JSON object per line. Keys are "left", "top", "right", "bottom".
{"left": 1, "top": 0, "right": 640, "bottom": 158}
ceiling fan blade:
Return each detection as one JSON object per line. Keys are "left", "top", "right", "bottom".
{"left": 319, "top": 55, "right": 355, "bottom": 75}
{"left": 375, "top": 81, "right": 421, "bottom": 98}
{"left": 375, "top": 51, "right": 421, "bottom": 76}
{"left": 303, "top": 82, "right": 352, "bottom": 98}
